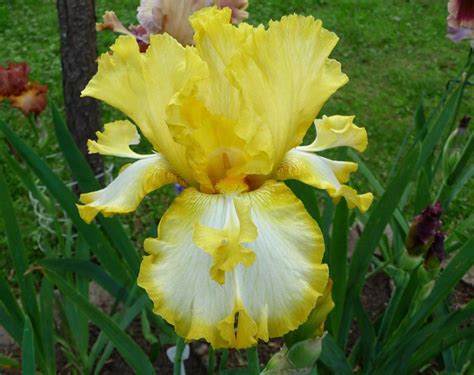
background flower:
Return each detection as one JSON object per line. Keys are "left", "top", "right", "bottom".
{"left": 97, "top": 0, "right": 249, "bottom": 48}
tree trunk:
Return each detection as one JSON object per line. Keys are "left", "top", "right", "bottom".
{"left": 57, "top": 0, "right": 103, "bottom": 174}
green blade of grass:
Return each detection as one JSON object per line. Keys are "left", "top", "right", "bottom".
{"left": 0, "top": 120, "right": 132, "bottom": 285}
{"left": 44, "top": 269, "right": 155, "bottom": 375}
{"left": 21, "top": 316, "right": 35, "bottom": 375}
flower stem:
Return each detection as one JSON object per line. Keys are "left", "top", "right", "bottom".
{"left": 207, "top": 346, "right": 215, "bottom": 375}
{"left": 247, "top": 346, "right": 260, "bottom": 374}
{"left": 219, "top": 349, "right": 229, "bottom": 370}
{"left": 173, "top": 337, "right": 186, "bottom": 375}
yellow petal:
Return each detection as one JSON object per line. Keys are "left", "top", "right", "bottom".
{"left": 87, "top": 120, "right": 153, "bottom": 159}
{"left": 226, "top": 14, "right": 348, "bottom": 167}
{"left": 138, "top": 181, "right": 329, "bottom": 348}
{"left": 81, "top": 34, "right": 207, "bottom": 186}
{"left": 77, "top": 155, "right": 177, "bottom": 223}
{"left": 193, "top": 198, "right": 257, "bottom": 284}
{"left": 285, "top": 279, "right": 335, "bottom": 346}
{"left": 277, "top": 150, "right": 373, "bottom": 212}
{"left": 167, "top": 92, "right": 273, "bottom": 193}
{"left": 299, "top": 115, "right": 368, "bottom": 153}
{"left": 189, "top": 7, "right": 252, "bottom": 118}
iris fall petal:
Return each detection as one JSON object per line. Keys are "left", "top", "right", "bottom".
{"left": 138, "top": 182, "right": 328, "bottom": 348}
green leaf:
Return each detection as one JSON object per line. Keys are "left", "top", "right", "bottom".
{"left": 74, "top": 237, "right": 91, "bottom": 361}
{"left": 40, "top": 258, "right": 128, "bottom": 303}
{"left": 339, "top": 147, "right": 419, "bottom": 347}
{"left": 0, "top": 304, "right": 23, "bottom": 344}
{"left": 39, "top": 279, "right": 56, "bottom": 375}
{"left": 394, "top": 236, "right": 474, "bottom": 341}
{"left": 354, "top": 298, "right": 375, "bottom": 372}
{"left": 375, "top": 266, "right": 409, "bottom": 348}
{"left": 0, "top": 271, "right": 24, "bottom": 325}
{"left": 173, "top": 336, "right": 186, "bottom": 375}
{"left": 246, "top": 346, "right": 260, "bottom": 375}
{"left": 0, "top": 119, "right": 132, "bottom": 285}
{"left": 328, "top": 200, "right": 348, "bottom": 337}
{"left": 51, "top": 105, "right": 141, "bottom": 276}
{"left": 44, "top": 269, "right": 155, "bottom": 375}
{"left": 0, "top": 165, "right": 40, "bottom": 328}
{"left": 285, "top": 179, "right": 321, "bottom": 223}
{"left": 439, "top": 165, "right": 474, "bottom": 210}
{"left": 92, "top": 295, "right": 150, "bottom": 375}
{"left": 416, "top": 80, "right": 465, "bottom": 170}
{"left": 287, "top": 337, "right": 324, "bottom": 369}
{"left": 377, "top": 237, "right": 474, "bottom": 370}
{"left": 347, "top": 150, "right": 409, "bottom": 236}
{"left": 381, "top": 301, "right": 474, "bottom": 374}
{"left": 319, "top": 335, "right": 352, "bottom": 375}
{"left": 21, "top": 316, "right": 35, "bottom": 375}
{"left": 414, "top": 170, "right": 431, "bottom": 214}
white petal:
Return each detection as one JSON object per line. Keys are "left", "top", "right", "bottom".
{"left": 77, "top": 154, "right": 177, "bottom": 223}
{"left": 138, "top": 181, "right": 328, "bottom": 348}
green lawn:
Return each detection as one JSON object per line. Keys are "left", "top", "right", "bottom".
{"left": 0, "top": 0, "right": 472, "bottom": 265}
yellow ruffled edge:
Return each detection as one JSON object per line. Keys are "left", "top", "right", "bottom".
{"left": 138, "top": 182, "right": 329, "bottom": 348}
{"left": 139, "top": 255, "right": 328, "bottom": 348}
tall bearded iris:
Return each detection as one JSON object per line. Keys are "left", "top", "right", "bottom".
{"left": 78, "top": 7, "right": 373, "bottom": 348}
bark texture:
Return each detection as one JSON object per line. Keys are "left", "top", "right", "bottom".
{"left": 57, "top": 0, "right": 103, "bottom": 173}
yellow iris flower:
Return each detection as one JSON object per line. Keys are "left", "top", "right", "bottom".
{"left": 78, "top": 7, "right": 373, "bottom": 348}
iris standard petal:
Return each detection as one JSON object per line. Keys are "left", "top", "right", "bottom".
{"left": 77, "top": 155, "right": 177, "bottom": 223}
{"left": 87, "top": 120, "right": 154, "bottom": 159}
{"left": 277, "top": 150, "right": 373, "bottom": 212}
{"left": 298, "top": 115, "right": 368, "bottom": 153}
{"left": 138, "top": 181, "right": 328, "bottom": 348}
{"left": 166, "top": 8, "right": 273, "bottom": 192}
{"left": 167, "top": 94, "right": 273, "bottom": 193}
{"left": 81, "top": 34, "right": 207, "bottom": 186}
{"left": 226, "top": 14, "right": 348, "bottom": 166}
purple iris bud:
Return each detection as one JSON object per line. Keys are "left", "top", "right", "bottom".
{"left": 424, "top": 232, "right": 447, "bottom": 270}
{"left": 406, "top": 202, "right": 443, "bottom": 256}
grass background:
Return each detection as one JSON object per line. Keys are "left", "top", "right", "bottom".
{"left": 0, "top": 0, "right": 472, "bottom": 265}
